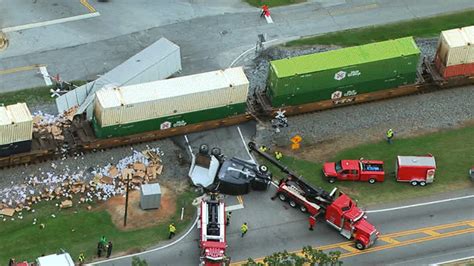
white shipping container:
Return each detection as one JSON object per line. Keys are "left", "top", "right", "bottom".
{"left": 461, "top": 25, "right": 474, "bottom": 64}
{"left": 0, "top": 103, "right": 33, "bottom": 145}
{"left": 95, "top": 67, "right": 249, "bottom": 127}
{"left": 437, "top": 29, "right": 469, "bottom": 66}
{"left": 57, "top": 37, "right": 182, "bottom": 118}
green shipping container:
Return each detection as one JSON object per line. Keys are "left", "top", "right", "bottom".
{"left": 268, "top": 37, "right": 421, "bottom": 107}
{"left": 92, "top": 103, "right": 247, "bottom": 138}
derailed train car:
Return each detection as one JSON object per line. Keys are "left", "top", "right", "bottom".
{"left": 0, "top": 103, "right": 33, "bottom": 156}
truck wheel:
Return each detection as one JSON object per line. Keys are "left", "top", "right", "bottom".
{"left": 368, "top": 178, "right": 376, "bottom": 184}
{"left": 299, "top": 205, "right": 307, "bottom": 213}
{"left": 259, "top": 165, "right": 268, "bottom": 173}
{"left": 328, "top": 177, "right": 336, "bottom": 184}
{"left": 278, "top": 193, "right": 287, "bottom": 201}
{"left": 289, "top": 200, "right": 297, "bottom": 208}
{"left": 410, "top": 181, "right": 418, "bottom": 186}
{"left": 419, "top": 181, "right": 426, "bottom": 186}
{"left": 355, "top": 241, "right": 365, "bottom": 250}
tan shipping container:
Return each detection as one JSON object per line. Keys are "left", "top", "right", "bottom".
{"left": 437, "top": 29, "right": 469, "bottom": 66}
{"left": 95, "top": 67, "right": 249, "bottom": 127}
{"left": 0, "top": 103, "right": 33, "bottom": 145}
{"left": 461, "top": 26, "right": 474, "bottom": 64}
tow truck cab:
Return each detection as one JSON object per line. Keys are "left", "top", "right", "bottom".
{"left": 323, "top": 159, "right": 384, "bottom": 184}
{"left": 325, "top": 194, "right": 379, "bottom": 250}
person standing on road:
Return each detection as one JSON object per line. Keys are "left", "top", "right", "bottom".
{"left": 386, "top": 129, "right": 394, "bottom": 144}
{"left": 106, "top": 241, "right": 113, "bottom": 258}
{"left": 259, "top": 145, "right": 268, "bottom": 153}
{"left": 169, "top": 223, "right": 177, "bottom": 239}
{"left": 274, "top": 151, "right": 283, "bottom": 161}
{"left": 241, "top": 222, "right": 248, "bottom": 237}
{"left": 226, "top": 211, "right": 232, "bottom": 226}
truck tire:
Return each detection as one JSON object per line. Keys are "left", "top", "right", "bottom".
{"left": 410, "top": 181, "right": 418, "bottom": 186}
{"left": 368, "top": 178, "right": 376, "bottom": 184}
{"left": 328, "top": 177, "right": 336, "bottom": 184}
{"left": 355, "top": 241, "right": 365, "bottom": 250}
{"left": 199, "top": 144, "right": 209, "bottom": 155}
{"left": 289, "top": 200, "right": 297, "bottom": 208}
{"left": 259, "top": 165, "right": 268, "bottom": 173}
{"left": 278, "top": 193, "right": 287, "bottom": 201}
{"left": 299, "top": 205, "right": 307, "bottom": 213}
{"left": 419, "top": 181, "right": 426, "bottom": 186}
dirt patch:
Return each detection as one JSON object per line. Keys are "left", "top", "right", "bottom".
{"left": 99, "top": 184, "right": 177, "bottom": 230}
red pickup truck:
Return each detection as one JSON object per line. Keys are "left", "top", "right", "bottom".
{"left": 323, "top": 159, "right": 385, "bottom": 184}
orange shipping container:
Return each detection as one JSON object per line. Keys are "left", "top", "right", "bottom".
{"left": 435, "top": 55, "right": 474, "bottom": 79}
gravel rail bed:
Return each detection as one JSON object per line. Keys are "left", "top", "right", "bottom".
{"left": 255, "top": 85, "right": 474, "bottom": 148}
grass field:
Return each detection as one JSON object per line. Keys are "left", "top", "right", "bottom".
{"left": 0, "top": 189, "right": 197, "bottom": 263}
{"left": 0, "top": 81, "right": 87, "bottom": 106}
{"left": 244, "top": 0, "right": 305, "bottom": 8}
{"left": 286, "top": 9, "right": 474, "bottom": 47}
{"left": 264, "top": 126, "right": 474, "bottom": 206}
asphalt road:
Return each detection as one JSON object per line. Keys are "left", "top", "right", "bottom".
{"left": 93, "top": 183, "right": 474, "bottom": 266}
{"left": 2, "top": 0, "right": 474, "bottom": 92}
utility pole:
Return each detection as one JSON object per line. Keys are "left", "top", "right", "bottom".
{"left": 123, "top": 174, "right": 130, "bottom": 227}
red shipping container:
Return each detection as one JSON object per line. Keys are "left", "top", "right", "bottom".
{"left": 435, "top": 54, "right": 474, "bottom": 78}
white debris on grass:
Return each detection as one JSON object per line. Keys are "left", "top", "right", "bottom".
{"left": 0, "top": 147, "right": 163, "bottom": 220}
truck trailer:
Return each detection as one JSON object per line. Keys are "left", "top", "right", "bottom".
{"left": 396, "top": 155, "right": 436, "bottom": 186}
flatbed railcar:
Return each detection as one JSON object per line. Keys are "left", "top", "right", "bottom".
{"left": 2, "top": 34, "right": 474, "bottom": 168}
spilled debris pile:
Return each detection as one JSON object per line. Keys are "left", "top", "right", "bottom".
{"left": 0, "top": 147, "right": 164, "bottom": 220}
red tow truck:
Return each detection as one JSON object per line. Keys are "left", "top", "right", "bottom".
{"left": 198, "top": 193, "right": 229, "bottom": 266}
{"left": 323, "top": 159, "right": 385, "bottom": 184}
{"left": 248, "top": 142, "right": 379, "bottom": 250}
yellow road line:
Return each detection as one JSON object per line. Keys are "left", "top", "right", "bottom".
{"left": 379, "top": 236, "right": 400, "bottom": 245}
{"left": 230, "top": 220, "right": 474, "bottom": 265}
{"left": 0, "top": 64, "right": 46, "bottom": 75}
{"left": 423, "top": 230, "right": 442, "bottom": 237}
{"left": 339, "top": 227, "right": 474, "bottom": 259}
{"left": 339, "top": 245, "right": 361, "bottom": 253}
{"left": 80, "top": 0, "right": 96, "bottom": 13}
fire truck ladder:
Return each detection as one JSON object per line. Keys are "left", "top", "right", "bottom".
{"left": 248, "top": 142, "right": 335, "bottom": 204}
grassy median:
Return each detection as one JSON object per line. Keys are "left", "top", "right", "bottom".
{"left": 265, "top": 125, "right": 474, "bottom": 206}
{"left": 0, "top": 81, "right": 87, "bottom": 106}
{"left": 286, "top": 9, "right": 474, "bottom": 47}
{"left": 0, "top": 189, "right": 197, "bottom": 263}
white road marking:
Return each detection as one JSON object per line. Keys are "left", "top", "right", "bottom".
{"left": 226, "top": 204, "right": 244, "bottom": 211}
{"left": 183, "top": 135, "right": 193, "bottom": 155}
{"left": 366, "top": 194, "right": 474, "bottom": 213}
{"left": 237, "top": 126, "right": 256, "bottom": 163}
{"left": 430, "top": 255, "right": 474, "bottom": 265}
{"left": 38, "top": 66, "right": 53, "bottom": 86}
{"left": 2, "top": 12, "right": 100, "bottom": 33}
{"left": 87, "top": 215, "right": 199, "bottom": 265}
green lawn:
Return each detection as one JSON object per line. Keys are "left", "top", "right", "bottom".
{"left": 264, "top": 126, "right": 474, "bottom": 206}
{"left": 0, "top": 81, "right": 87, "bottom": 106}
{"left": 244, "top": 0, "right": 305, "bottom": 8}
{"left": 0, "top": 189, "right": 197, "bottom": 263}
{"left": 286, "top": 9, "right": 474, "bottom": 47}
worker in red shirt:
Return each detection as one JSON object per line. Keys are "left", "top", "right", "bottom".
{"left": 309, "top": 215, "right": 316, "bottom": 231}
{"left": 260, "top": 5, "right": 269, "bottom": 17}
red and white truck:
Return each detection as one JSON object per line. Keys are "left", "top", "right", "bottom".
{"left": 323, "top": 159, "right": 385, "bottom": 184}
{"left": 198, "top": 193, "right": 229, "bottom": 266}
{"left": 396, "top": 155, "right": 436, "bottom": 186}
{"left": 249, "top": 142, "right": 379, "bottom": 250}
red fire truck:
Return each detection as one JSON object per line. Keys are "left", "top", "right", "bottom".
{"left": 322, "top": 159, "right": 385, "bottom": 184}
{"left": 248, "top": 142, "right": 379, "bottom": 250}
{"left": 198, "top": 193, "right": 229, "bottom": 266}
{"left": 396, "top": 155, "right": 436, "bottom": 186}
